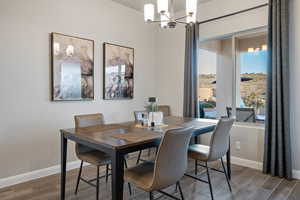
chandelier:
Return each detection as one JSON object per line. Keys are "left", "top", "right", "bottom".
{"left": 144, "top": 0, "right": 198, "bottom": 28}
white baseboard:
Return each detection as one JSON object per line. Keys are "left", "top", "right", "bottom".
{"left": 230, "top": 157, "right": 300, "bottom": 180}
{"left": 293, "top": 170, "right": 300, "bottom": 180}
{"left": 0, "top": 160, "right": 87, "bottom": 189}
{"left": 1, "top": 157, "right": 299, "bottom": 189}
{"left": 230, "top": 156, "right": 263, "bottom": 170}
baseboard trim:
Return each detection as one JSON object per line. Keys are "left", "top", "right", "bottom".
{"left": 230, "top": 157, "right": 300, "bottom": 180}
{"left": 293, "top": 170, "right": 300, "bottom": 180}
{"left": 1, "top": 156, "right": 299, "bottom": 189}
{"left": 230, "top": 156, "right": 263, "bottom": 170}
{"left": 0, "top": 160, "right": 87, "bottom": 189}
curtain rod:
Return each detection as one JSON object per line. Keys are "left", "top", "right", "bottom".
{"left": 197, "top": 3, "right": 269, "bottom": 25}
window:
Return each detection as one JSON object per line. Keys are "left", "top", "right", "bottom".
{"left": 198, "top": 30, "right": 267, "bottom": 124}
{"left": 198, "top": 47, "right": 217, "bottom": 119}
{"left": 236, "top": 33, "right": 267, "bottom": 123}
{"left": 198, "top": 38, "right": 233, "bottom": 119}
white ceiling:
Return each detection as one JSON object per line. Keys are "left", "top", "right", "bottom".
{"left": 112, "top": 0, "right": 211, "bottom": 13}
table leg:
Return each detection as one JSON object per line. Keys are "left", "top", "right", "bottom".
{"left": 60, "top": 133, "right": 68, "bottom": 200}
{"left": 226, "top": 143, "right": 231, "bottom": 180}
{"left": 111, "top": 150, "right": 124, "bottom": 200}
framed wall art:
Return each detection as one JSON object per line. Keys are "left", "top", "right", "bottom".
{"left": 51, "top": 33, "right": 94, "bottom": 101}
{"left": 103, "top": 43, "right": 134, "bottom": 100}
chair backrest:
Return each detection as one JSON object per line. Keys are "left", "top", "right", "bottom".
{"left": 150, "top": 127, "right": 194, "bottom": 191}
{"left": 74, "top": 113, "right": 104, "bottom": 155}
{"left": 133, "top": 111, "right": 148, "bottom": 122}
{"left": 74, "top": 113, "right": 104, "bottom": 128}
{"left": 226, "top": 107, "right": 256, "bottom": 123}
{"left": 208, "top": 118, "right": 234, "bottom": 161}
{"left": 158, "top": 105, "right": 171, "bottom": 117}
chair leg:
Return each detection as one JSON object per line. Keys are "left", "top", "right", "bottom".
{"left": 105, "top": 164, "right": 109, "bottom": 183}
{"left": 221, "top": 158, "right": 232, "bottom": 192}
{"left": 148, "top": 148, "right": 151, "bottom": 157}
{"left": 75, "top": 161, "right": 83, "bottom": 195}
{"left": 136, "top": 150, "right": 142, "bottom": 164}
{"left": 96, "top": 166, "right": 100, "bottom": 200}
{"left": 149, "top": 192, "right": 154, "bottom": 200}
{"left": 128, "top": 182, "right": 132, "bottom": 196}
{"left": 177, "top": 181, "right": 185, "bottom": 200}
{"left": 124, "top": 159, "right": 128, "bottom": 168}
{"left": 205, "top": 162, "right": 214, "bottom": 200}
{"left": 195, "top": 160, "right": 198, "bottom": 175}
{"left": 124, "top": 159, "right": 133, "bottom": 196}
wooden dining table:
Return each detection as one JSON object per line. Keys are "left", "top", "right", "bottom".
{"left": 60, "top": 116, "right": 231, "bottom": 200}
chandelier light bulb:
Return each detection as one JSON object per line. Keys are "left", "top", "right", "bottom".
{"left": 186, "top": 14, "right": 196, "bottom": 23}
{"left": 160, "top": 12, "right": 169, "bottom": 28}
{"left": 143, "top": 0, "right": 198, "bottom": 28}
{"left": 144, "top": 4, "right": 155, "bottom": 22}
{"left": 157, "top": 0, "right": 168, "bottom": 14}
{"left": 186, "top": 0, "right": 197, "bottom": 23}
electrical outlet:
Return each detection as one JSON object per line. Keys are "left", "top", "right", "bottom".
{"left": 235, "top": 141, "right": 241, "bottom": 150}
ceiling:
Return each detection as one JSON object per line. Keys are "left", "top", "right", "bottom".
{"left": 112, "top": 0, "right": 211, "bottom": 13}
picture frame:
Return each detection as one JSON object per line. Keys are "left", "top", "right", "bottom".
{"left": 103, "top": 43, "right": 134, "bottom": 100}
{"left": 51, "top": 33, "right": 94, "bottom": 101}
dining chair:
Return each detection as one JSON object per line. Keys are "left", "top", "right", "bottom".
{"left": 134, "top": 107, "right": 171, "bottom": 164}
{"left": 226, "top": 107, "right": 256, "bottom": 123}
{"left": 124, "top": 127, "right": 195, "bottom": 200}
{"left": 158, "top": 105, "right": 171, "bottom": 117}
{"left": 186, "top": 118, "right": 234, "bottom": 200}
{"left": 74, "top": 113, "right": 131, "bottom": 200}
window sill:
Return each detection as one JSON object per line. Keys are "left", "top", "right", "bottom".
{"left": 197, "top": 118, "right": 265, "bottom": 130}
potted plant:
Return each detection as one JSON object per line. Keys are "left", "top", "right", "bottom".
{"left": 146, "top": 97, "right": 163, "bottom": 126}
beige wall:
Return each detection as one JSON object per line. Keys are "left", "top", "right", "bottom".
{"left": 0, "top": 0, "right": 158, "bottom": 179}
{"left": 197, "top": 0, "right": 268, "bottom": 41}
{"left": 201, "top": 124, "right": 264, "bottom": 163}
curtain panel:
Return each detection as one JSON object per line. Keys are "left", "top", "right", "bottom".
{"left": 183, "top": 23, "right": 199, "bottom": 118}
{"left": 263, "top": 0, "right": 292, "bottom": 179}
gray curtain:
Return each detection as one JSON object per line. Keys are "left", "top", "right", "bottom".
{"left": 183, "top": 23, "right": 199, "bottom": 118}
{"left": 263, "top": 0, "right": 292, "bottom": 179}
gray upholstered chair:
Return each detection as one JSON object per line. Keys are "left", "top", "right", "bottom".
{"left": 74, "top": 113, "right": 131, "bottom": 200}
{"left": 227, "top": 107, "right": 256, "bottom": 123}
{"left": 125, "top": 127, "right": 195, "bottom": 200}
{"left": 187, "top": 118, "right": 234, "bottom": 200}
{"left": 158, "top": 105, "right": 171, "bottom": 117}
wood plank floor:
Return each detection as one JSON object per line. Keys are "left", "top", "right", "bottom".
{"left": 0, "top": 152, "right": 299, "bottom": 200}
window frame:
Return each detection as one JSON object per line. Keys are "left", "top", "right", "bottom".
{"left": 198, "top": 26, "right": 268, "bottom": 124}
